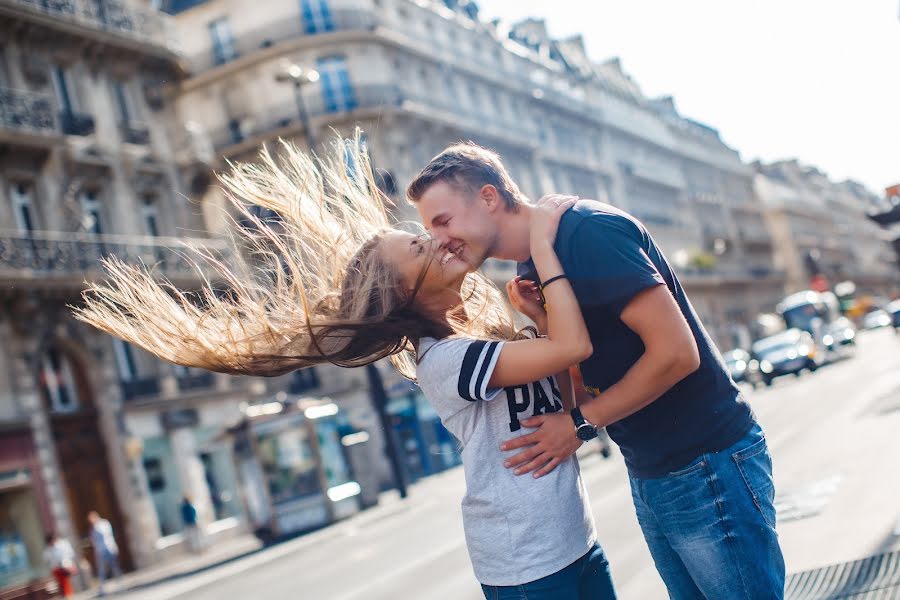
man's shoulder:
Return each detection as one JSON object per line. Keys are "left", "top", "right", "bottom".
{"left": 558, "top": 201, "right": 644, "bottom": 250}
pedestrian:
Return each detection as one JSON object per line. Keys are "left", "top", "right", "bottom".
{"left": 73, "top": 138, "right": 618, "bottom": 598}
{"left": 43, "top": 533, "right": 76, "bottom": 597}
{"left": 408, "top": 144, "right": 786, "bottom": 598}
{"left": 87, "top": 511, "right": 121, "bottom": 596}
{"left": 180, "top": 496, "right": 202, "bottom": 553}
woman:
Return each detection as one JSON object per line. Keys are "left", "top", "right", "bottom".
{"left": 74, "top": 137, "right": 617, "bottom": 599}
{"left": 43, "top": 533, "right": 76, "bottom": 597}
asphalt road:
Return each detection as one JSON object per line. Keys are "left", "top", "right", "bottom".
{"left": 119, "top": 327, "right": 900, "bottom": 600}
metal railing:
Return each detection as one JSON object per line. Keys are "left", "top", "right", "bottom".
{"left": 60, "top": 110, "right": 95, "bottom": 136}
{"left": 187, "top": 8, "right": 377, "bottom": 73}
{"left": 0, "top": 87, "right": 57, "bottom": 135}
{"left": 176, "top": 371, "right": 214, "bottom": 391}
{"left": 0, "top": 229, "right": 229, "bottom": 281}
{"left": 213, "top": 83, "right": 403, "bottom": 150}
{"left": 5, "top": 0, "right": 177, "bottom": 50}
{"left": 121, "top": 377, "right": 160, "bottom": 401}
{"left": 121, "top": 121, "right": 150, "bottom": 145}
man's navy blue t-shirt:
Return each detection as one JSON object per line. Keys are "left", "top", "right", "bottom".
{"left": 518, "top": 200, "right": 754, "bottom": 478}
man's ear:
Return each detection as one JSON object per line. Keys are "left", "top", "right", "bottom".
{"left": 479, "top": 184, "right": 501, "bottom": 212}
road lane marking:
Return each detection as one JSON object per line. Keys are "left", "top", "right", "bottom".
{"left": 330, "top": 537, "right": 466, "bottom": 600}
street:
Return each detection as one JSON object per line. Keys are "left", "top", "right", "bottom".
{"left": 115, "top": 328, "right": 900, "bottom": 600}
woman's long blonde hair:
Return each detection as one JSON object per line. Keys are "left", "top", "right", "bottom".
{"left": 73, "top": 134, "right": 519, "bottom": 380}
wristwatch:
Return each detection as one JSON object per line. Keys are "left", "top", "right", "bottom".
{"left": 570, "top": 407, "right": 599, "bottom": 441}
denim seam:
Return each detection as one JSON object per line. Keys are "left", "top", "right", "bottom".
{"left": 706, "top": 459, "right": 753, "bottom": 599}
{"left": 520, "top": 584, "right": 530, "bottom": 600}
{"left": 732, "top": 443, "right": 777, "bottom": 530}
{"left": 732, "top": 436, "right": 767, "bottom": 463}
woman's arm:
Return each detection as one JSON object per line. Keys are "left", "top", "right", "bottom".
{"left": 488, "top": 196, "right": 592, "bottom": 389}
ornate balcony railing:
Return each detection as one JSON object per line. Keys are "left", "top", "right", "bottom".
{"left": 212, "top": 84, "right": 403, "bottom": 150}
{"left": 5, "top": 0, "right": 177, "bottom": 51}
{"left": 0, "top": 229, "right": 229, "bottom": 282}
{"left": 60, "top": 110, "right": 95, "bottom": 136}
{"left": 121, "top": 121, "right": 150, "bottom": 145}
{"left": 188, "top": 8, "right": 377, "bottom": 73}
{"left": 177, "top": 372, "right": 214, "bottom": 391}
{"left": 0, "top": 87, "right": 57, "bottom": 135}
{"left": 121, "top": 377, "right": 160, "bottom": 401}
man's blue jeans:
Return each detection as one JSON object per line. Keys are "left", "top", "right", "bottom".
{"left": 629, "top": 422, "right": 785, "bottom": 599}
{"left": 480, "top": 543, "right": 617, "bottom": 600}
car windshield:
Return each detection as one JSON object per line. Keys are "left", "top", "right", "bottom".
{"left": 781, "top": 304, "right": 822, "bottom": 332}
{"left": 752, "top": 341, "right": 798, "bottom": 355}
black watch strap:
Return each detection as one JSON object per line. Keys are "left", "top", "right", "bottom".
{"left": 570, "top": 407, "right": 588, "bottom": 427}
{"left": 570, "top": 407, "right": 598, "bottom": 441}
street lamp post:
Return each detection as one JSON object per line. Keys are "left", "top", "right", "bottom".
{"left": 275, "top": 63, "right": 320, "bottom": 150}
{"left": 276, "top": 62, "right": 409, "bottom": 499}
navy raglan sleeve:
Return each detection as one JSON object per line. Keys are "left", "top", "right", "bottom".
{"left": 565, "top": 217, "right": 666, "bottom": 314}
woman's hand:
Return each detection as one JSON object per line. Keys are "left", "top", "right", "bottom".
{"left": 529, "top": 195, "right": 577, "bottom": 250}
{"left": 507, "top": 276, "right": 546, "bottom": 328}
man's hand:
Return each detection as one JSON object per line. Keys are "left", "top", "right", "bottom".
{"left": 500, "top": 413, "right": 582, "bottom": 478}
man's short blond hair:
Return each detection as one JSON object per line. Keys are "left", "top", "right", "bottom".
{"left": 406, "top": 142, "right": 526, "bottom": 211}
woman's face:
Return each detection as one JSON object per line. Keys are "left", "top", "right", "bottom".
{"left": 380, "top": 230, "right": 469, "bottom": 311}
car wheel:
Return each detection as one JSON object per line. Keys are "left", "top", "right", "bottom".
{"left": 764, "top": 377, "right": 773, "bottom": 387}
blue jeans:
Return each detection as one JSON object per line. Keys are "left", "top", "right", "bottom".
{"left": 481, "top": 543, "right": 617, "bottom": 600}
{"left": 629, "top": 423, "right": 785, "bottom": 599}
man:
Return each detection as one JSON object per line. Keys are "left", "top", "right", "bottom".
{"left": 408, "top": 143, "right": 785, "bottom": 599}
{"left": 87, "top": 511, "right": 121, "bottom": 596}
{"left": 180, "top": 496, "right": 202, "bottom": 553}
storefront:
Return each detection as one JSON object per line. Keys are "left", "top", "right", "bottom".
{"left": 126, "top": 402, "right": 246, "bottom": 554}
{"left": 0, "top": 428, "right": 54, "bottom": 600}
{"left": 231, "top": 399, "right": 364, "bottom": 541}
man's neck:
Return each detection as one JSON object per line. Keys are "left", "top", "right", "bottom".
{"left": 495, "top": 204, "right": 533, "bottom": 262}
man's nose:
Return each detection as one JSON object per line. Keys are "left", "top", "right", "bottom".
{"left": 431, "top": 231, "right": 450, "bottom": 248}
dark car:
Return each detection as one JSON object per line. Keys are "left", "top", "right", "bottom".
{"left": 751, "top": 329, "right": 822, "bottom": 386}
{"left": 887, "top": 300, "right": 900, "bottom": 332}
{"left": 723, "top": 349, "right": 762, "bottom": 388}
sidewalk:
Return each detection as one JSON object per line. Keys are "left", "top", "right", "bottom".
{"left": 71, "top": 533, "right": 263, "bottom": 599}
{"left": 69, "top": 485, "right": 418, "bottom": 599}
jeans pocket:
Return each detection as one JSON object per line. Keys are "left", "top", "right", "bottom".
{"left": 667, "top": 453, "right": 707, "bottom": 478}
{"left": 732, "top": 436, "right": 777, "bottom": 529}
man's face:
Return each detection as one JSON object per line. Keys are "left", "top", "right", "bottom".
{"left": 414, "top": 180, "right": 500, "bottom": 271}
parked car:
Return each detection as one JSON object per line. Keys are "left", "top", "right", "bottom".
{"left": 862, "top": 309, "right": 892, "bottom": 330}
{"left": 824, "top": 316, "right": 857, "bottom": 353}
{"left": 723, "top": 349, "right": 762, "bottom": 388}
{"left": 886, "top": 300, "right": 900, "bottom": 332}
{"left": 751, "top": 329, "right": 822, "bottom": 387}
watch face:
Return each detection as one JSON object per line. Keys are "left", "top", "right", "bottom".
{"left": 576, "top": 424, "right": 598, "bottom": 441}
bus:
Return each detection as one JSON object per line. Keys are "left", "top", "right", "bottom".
{"left": 777, "top": 290, "right": 857, "bottom": 359}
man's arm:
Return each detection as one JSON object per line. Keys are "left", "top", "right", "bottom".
{"left": 501, "top": 283, "right": 700, "bottom": 476}
{"left": 581, "top": 284, "right": 699, "bottom": 423}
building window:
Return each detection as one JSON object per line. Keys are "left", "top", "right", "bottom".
{"left": 209, "top": 18, "right": 237, "bottom": 65}
{"left": 113, "top": 339, "right": 138, "bottom": 382}
{"left": 51, "top": 67, "right": 77, "bottom": 114}
{"left": 317, "top": 56, "right": 356, "bottom": 113}
{"left": 40, "top": 348, "right": 80, "bottom": 414}
{"left": 112, "top": 80, "right": 141, "bottom": 124}
{"left": 300, "top": 0, "right": 334, "bottom": 34}
{"left": 142, "top": 196, "right": 160, "bottom": 236}
{"left": 79, "top": 189, "right": 104, "bottom": 234}
{"left": 10, "top": 182, "right": 36, "bottom": 233}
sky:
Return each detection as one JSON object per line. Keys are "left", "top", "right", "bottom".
{"left": 477, "top": 0, "right": 900, "bottom": 194}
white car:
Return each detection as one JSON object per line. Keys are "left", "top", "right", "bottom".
{"left": 862, "top": 309, "right": 892, "bottom": 330}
